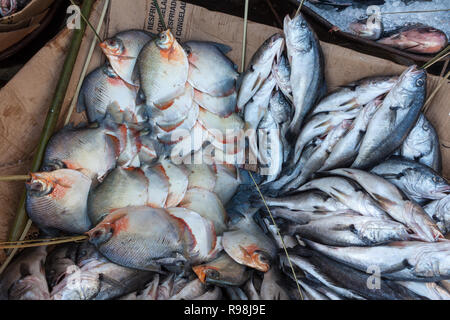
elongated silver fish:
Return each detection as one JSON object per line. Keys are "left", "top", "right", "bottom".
{"left": 297, "top": 176, "right": 390, "bottom": 219}
{"left": 286, "top": 213, "right": 410, "bottom": 246}
{"left": 352, "top": 66, "right": 427, "bottom": 169}
{"left": 327, "top": 168, "right": 443, "bottom": 242}
{"left": 272, "top": 53, "right": 292, "bottom": 102}
{"left": 320, "top": 98, "right": 382, "bottom": 171}
{"left": 423, "top": 195, "right": 450, "bottom": 234}
{"left": 237, "top": 33, "right": 284, "bottom": 110}
{"left": 305, "top": 239, "right": 450, "bottom": 282}
{"left": 400, "top": 113, "right": 442, "bottom": 173}
{"left": 371, "top": 157, "right": 450, "bottom": 204}
{"left": 398, "top": 281, "right": 450, "bottom": 300}
{"left": 311, "top": 76, "right": 396, "bottom": 116}
{"left": 284, "top": 13, "right": 324, "bottom": 138}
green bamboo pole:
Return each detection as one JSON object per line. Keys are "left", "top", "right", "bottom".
{"left": 1, "top": 0, "right": 96, "bottom": 272}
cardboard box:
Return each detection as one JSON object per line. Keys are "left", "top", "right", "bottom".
{"left": 0, "top": 0, "right": 448, "bottom": 263}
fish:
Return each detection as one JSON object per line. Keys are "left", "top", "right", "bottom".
{"left": 193, "top": 88, "right": 236, "bottom": 117}
{"left": 371, "top": 156, "right": 450, "bottom": 204}
{"left": 286, "top": 214, "right": 410, "bottom": 246}
{"left": 400, "top": 113, "right": 442, "bottom": 173}
{"left": 87, "top": 206, "right": 190, "bottom": 271}
{"left": 297, "top": 279, "right": 330, "bottom": 300}
{"left": 319, "top": 98, "right": 382, "bottom": 171}
{"left": 327, "top": 168, "right": 443, "bottom": 242}
{"left": 45, "top": 243, "right": 79, "bottom": 289}
{"left": 352, "top": 65, "right": 427, "bottom": 169}
{"left": 260, "top": 267, "right": 291, "bottom": 300}
{"left": 311, "top": 76, "right": 397, "bottom": 116}
{"left": 42, "top": 124, "right": 117, "bottom": 184}
{"left": 292, "top": 109, "right": 360, "bottom": 164}
{"left": 169, "top": 279, "right": 206, "bottom": 300}
{"left": 76, "top": 64, "right": 139, "bottom": 124}
{"left": 423, "top": 195, "right": 450, "bottom": 234}
{"left": 51, "top": 242, "right": 154, "bottom": 300}
{"left": 271, "top": 207, "right": 354, "bottom": 225}
{"left": 184, "top": 40, "right": 239, "bottom": 97}
{"left": 272, "top": 53, "right": 293, "bottom": 102}
{"left": 119, "top": 274, "right": 160, "bottom": 300}
{"left": 305, "top": 239, "right": 450, "bottom": 282}
{"left": 285, "top": 247, "right": 422, "bottom": 300}
{"left": 193, "top": 286, "right": 222, "bottom": 300}
{"left": 349, "top": 17, "right": 383, "bottom": 40}
{"left": 0, "top": 246, "right": 50, "bottom": 300}
{"left": 296, "top": 176, "right": 390, "bottom": 219}
{"left": 87, "top": 167, "right": 166, "bottom": 225}
{"left": 222, "top": 209, "right": 277, "bottom": 272}
{"left": 185, "top": 163, "right": 216, "bottom": 192}
{"left": 212, "top": 163, "right": 241, "bottom": 205}
{"left": 258, "top": 110, "right": 283, "bottom": 183}
{"left": 179, "top": 188, "right": 227, "bottom": 235}
{"left": 397, "top": 281, "right": 450, "bottom": 300}
{"left": 192, "top": 252, "right": 249, "bottom": 287}
{"left": 136, "top": 29, "right": 188, "bottom": 108}
{"left": 242, "top": 274, "right": 261, "bottom": 300}
{"left": 156, "top": 159, "right": 189, "bottom": 208}
{"left": 100, "top": 30, "right": 154, "bottom": 85}
{"left": 237, "top": 33, "right": 284, "bottom": 110}
{"left": 261, "top": 190, "right": 349, "bottom": 212}
{"left": 284, "top": 13, "right": 324, "bottom": 138}
{"left": 284, "top": 120, "right": 352, "bottom": 190}
{"left": 377, "top": 24, "right": 448, "bottom": 54}
{"left": 26, "top": 169, "right": 92, "bottom": 235}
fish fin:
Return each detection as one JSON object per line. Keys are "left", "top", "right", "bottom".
{"left": 208, "top": 41, "right": 232, "bottom": 54}
{"left": 76, "top": 93, "right": 86, "bottom": 114}
{"left": 390, "top": 105, "right": 401, "bottom": 111}
{"left": 99, "top": 273, "right": 128, "bottom": 289}
{"left": 376, "top": 173, "right": 403, "bottom": 180}
{"left": 251, "top": 73, "right": 263, "bottom": 92}
{"left": 371, "top": 192, "right": 397, "bottom": 208}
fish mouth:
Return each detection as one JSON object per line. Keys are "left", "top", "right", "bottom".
{"left": 433, "top": 185, "right": 450, "bottom": 195}
{"left": 26, "top": 173, "right": 53, "bottom": 196}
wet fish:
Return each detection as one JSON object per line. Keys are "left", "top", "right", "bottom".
{"left": 328, "top": 168, "right": 443, "bottom": 242}
{"left": 185, "top": 40, "right": 239, "bottom": 97}
{"left": 305, "top": 240, "right": 450, "bottom": 282}
{"left": 51, "top": 242, "right": 154, "bottom": 300}
{"left": 311, "top": 76, "right": 396, "bottom": 116}
{"left": 268, "top": 90, "right": 292, "bottom": 163}
{"left": 100, "top": 30, "right": 153, "bottom": 85}
{"left": 258, "top": 110, "right": 283, "bottom": 183}
{"left": 284, "top": 13, "right": 324, "bottom": 138}
{"left": 377, "top": 25, "right": 448, "bottom": 54}
{"left": 292, "top": 109, "right": 360, "bottom": 164}
{"left": 272, "top": 53, "right": 292, "bottom": 102}
{"left": 297, "top": 177, "right": 390, "bottom": 219}
{"left": 352, "top": 66, "right": 427, "bottom": 169}
{"left": 271, "top": 207, "right": 354, "bottom": 225}
{"left": 398, "top": 281, "right": 450, "bottom": 300}
{"left": 286, "top": 214, "right": 410, "bottom": 246}
{"left": 423, "top": 195, "right": 450, "bottom": 234}
{"left": 169, "top": 279, "right": 206, "bottom": 300}
{"left": 285, "top": 120, "right": 352, "bottom": 190}
{"left": 371, "top": 157, "right": 450, "bottom": 204}
{"left": 320, "top": 98, "right": 382, "bottom": 171}
{"left": 42, "top": 124, "right": 117, "bottom": 184}
{"left": 77, "top": 64, "right": 138, "bottom": 124}
{"left": 193, "top": 88, "right": 236, "bottom": 117}
{"left": 193, "top": 286, "right": 222, "bottom": 300}
{"left": 192, "top": 252, "right": 249, "bottom": 286}
{"left": 400, "top": 113, "right": 442, "bottom": 173}
{"left": 45, "top": 243, "right": 78, "bottom": 288}
{"left": 261, "top": 190, "right": 349, "bottom": 212}
{"left": 223, "top": 209, "right": 277, "bottom": 272}
{"left": 349, "top": 17, "right": 383, "bottom": 40}
{"left": 260, "top": 267, "right": 291, "bottom": 300}
{"left": 0, "top": 247, "right": 50, "bottom": 300}
{"left": 136, "top": 29, "right": 188, "bottom": 108}
{"left": 26, "top": 169, "right": 92, "bottom": 235}
{"left": 237, "top": 33, "right": 284, "bottom": 110}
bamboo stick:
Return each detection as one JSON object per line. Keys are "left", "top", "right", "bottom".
{"left": 0, "top": 175, "right": 29, "bottom": 181}
{"left": 1, "top": 0, "right": 96, "bottom": 275}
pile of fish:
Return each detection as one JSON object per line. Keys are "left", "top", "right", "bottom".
{"left": 1, "top": 11, "right": 449, "bottom": 300}
{"left": 302, "top": 0, "right": 449, "bottom": 54}
{"left": 0, "top": 0, "right": 30, "bottom": 17}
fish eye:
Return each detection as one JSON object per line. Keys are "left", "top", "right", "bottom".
{"left": 416, "top": 79, "right": 424, "bottom": 87}
{"left": 432, "top": 176, "right": 442, "bottom": 183}
{"left": 205, "top": 269, "right": 220, "bottom": 280}
{"left": 301, "top": 21, "right": 307, "bottom": 28}
{"left": 108, "top": 39, "right": 117, "bottom": 47}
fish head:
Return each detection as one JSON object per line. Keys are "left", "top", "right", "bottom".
{"left": 26, "top": 172, "right": 57, "bottom": 197}
{"left": 414, "top": 243, "right": 450, "bottom": 278}
{"left": 284, "top": 14, "right": 312, "bottom": 51}
{"left": 239, "top": 245, "right": 272, "bottom": 272}
{"left": 256, "top": 33, "right": 284, "bottom": 66}
{"left": 156, "top": 29, "right": 175, "bottom": 50}
{"left": 398, "top": 65, "right": 427, "bottom": 94}
{"left": 100, "top": 36, "right": 125, "bottom": 57}
{"left": 87, "top": 211, "right": 130, "bottom": 246}
{"left": 41, "top": 159, "right": 67, "bottom": 172}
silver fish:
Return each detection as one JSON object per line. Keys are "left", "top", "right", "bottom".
{"left": 284, "top": 13, "right": 324, "bottom": 138}
{"left": 286, "top": 214, "right": 410, "bottom": 246}
{"left": 272, "top": 53, "right": 292, "bottom": 102}
{"left": 352, "top": 66, "right": 427, "bottom": 169}
{"left": 311, "top": 76, "right": 396, "bottom": 116}
{"left": 320, "top": 97, "right": 382, "bottom": 171}
{"left": 400, "top": 113, "right": 442, "bottom": 173}
{"left": 237, "top": 33, "right": 284, "bottom": 110}
{"left": 327, "top": 168, "right": 443, "bottom": 242}
{"left": 305, "top": 239, "right": 450, "bottom": 282}
{"left": 398, "top": 281, "right": 450, "bottom": 300}
{"left": 371, "top": 157, "right": 450, "bottom": 204}
{"left": 258, "top": 111, "right": 283, "bottom": 183}
{"left": 260, "top": 268, "right": 291, "bottom": 300}
{"left": 271, "top": 207, "right": 355, "bottom": 225}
